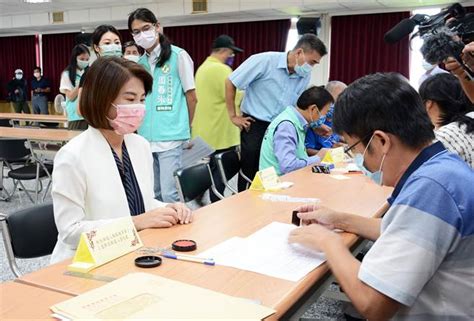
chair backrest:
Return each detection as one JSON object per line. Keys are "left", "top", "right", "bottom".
{"left": 0, "top": 119, "right": 12, "bottom": 127}
{"left": 2, "top": 203, "right": 57, "bottom": 259}
{"left": 214, "top": 149, "right": 240, "bottom": 182}
{"left": 174, "top": 162, "right": 213, "bottom": 203}
{"left": 0, "top": 139, "right": 30, "bottom": 161}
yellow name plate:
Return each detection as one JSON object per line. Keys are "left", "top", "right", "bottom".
{"left": 67, "top": 217, "right": 143, "bottom": 273}
{"left": 250, "top": 166, "right": 293, "bottom": 191}
{"left": 322, "top": 146, "right": 345, "bottom": 164}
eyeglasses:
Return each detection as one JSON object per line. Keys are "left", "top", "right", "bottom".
{"left": 343, "top": 133, "right": 372, "bottom": 155}
{"left": 131, "top": 24, "right": 155, "bottom": 36}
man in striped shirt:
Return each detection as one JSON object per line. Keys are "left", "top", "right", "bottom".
{"left": 289, "top": 73, "right": 474, "bottom": 321}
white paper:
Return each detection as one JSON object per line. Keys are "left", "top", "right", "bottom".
{"left": 182, "top": 137, "right": 215, "bottom": 168}
{"left": 260, "top": 193, "right": 320, "bottom": 203}
{"left": 200, "top": 222, "right": 326, "bottom": 282}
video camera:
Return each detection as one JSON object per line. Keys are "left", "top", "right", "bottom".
{"left": 384, "top": 3, "right": 474, "bottom": 79}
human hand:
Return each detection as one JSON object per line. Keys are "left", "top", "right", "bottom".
{"left": 288, "top": 224, "right": 341, "bottom": 252}
{"left": 166, "top": 202, "right": 193, "bottom": 224}
{"left": 294, "top": 204, "right": 343, "bottom": 229}
{"left": 133, "top": 207, "right": 180, "bottom": 230}
{"left": 14, "top": 89, "right": 19, "bottom": 94}
{"left": 314, "top": 124, "right": 332, "bottom": 137}
{"left": 231, "top": 115, "right": 255, "bottom": 131}
{"left": 444, "top": 57, "right": 466, "bottom": 78}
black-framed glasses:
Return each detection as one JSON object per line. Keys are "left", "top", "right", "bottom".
{"left": 131, "top": 24, "right": 156, "bottom": 36}
{"left": 344, "top": 133, "right": 373, "bottom": 155}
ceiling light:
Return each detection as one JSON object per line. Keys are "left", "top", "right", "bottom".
{"left": 24, "top": 0, "right": 52, "bottom": 3}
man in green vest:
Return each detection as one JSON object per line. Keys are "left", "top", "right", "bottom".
{"left": 259, "top": 86, "right": 333, "bottom": 175}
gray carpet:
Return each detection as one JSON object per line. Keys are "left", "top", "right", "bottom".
{"left": 0, "top": 174, "right": 350, "bottom": 320}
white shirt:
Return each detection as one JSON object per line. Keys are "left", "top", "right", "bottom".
{"left": 50, "top": 127, "right": 167, "bottom": 263}
{"left": 147, "top": 44, "right": 195, "bottom": 152}
{"left": 59, "top": 69, "right": 83, "bottom": 93}
{"left": 418, "top": 66, "right": 448, "bottom": 87}
{"left": 435, "top": 111, "right": 474, "bottom": 168}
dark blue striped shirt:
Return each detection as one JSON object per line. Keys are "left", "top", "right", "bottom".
{"left": 111, "top": 142, "right": 145, "bottom": 216}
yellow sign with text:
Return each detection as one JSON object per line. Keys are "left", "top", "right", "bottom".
{"left": 67, "top": 217, "right": 143, "bottom": 273}
{"left": 322, "top": 146, "right": 345, "bottom": 164}
{"left": 250, "top": 167, "right": 293, "bottom": 191}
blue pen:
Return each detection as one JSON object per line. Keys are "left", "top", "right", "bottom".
{"left": 162, "top": 252, "right": 215, "bottom": 266}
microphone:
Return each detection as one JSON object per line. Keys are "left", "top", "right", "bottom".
{"left": 384, "top": 18, "right": 417, "bottom": 44}
{"left": 420, "top": 27, "right": 463, "bottom": 64}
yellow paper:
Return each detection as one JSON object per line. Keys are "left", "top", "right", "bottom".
{"left": 51, "top": 272, "right": 275, "bottom": 320}
{"left": 68, "top": 217, "right": 143, "bottom": 273}
{"left": 250, "top": 167, "right": 293, "bottom": 191}
{"left": 322, "top": 146, "right": 345, "bottom": 164}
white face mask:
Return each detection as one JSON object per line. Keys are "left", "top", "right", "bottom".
{"left": 77, "top": 59, "right": 89, "bottom": 70}
{"left": 15, "top": 74, "right": 23, "bottom": 80}
{"left": 124, "top": 55, "right": 140, "bottom": 63}
{"left": 133, "top": 29, "right": 157, "bottom": 50}
{"left": 34, "top": 72, "right": 41, "bottom": 78}
{"left": 100, "top": 43, "right": 122, "bottom": 57}
{"left": 422, "top": 60, "right": 435, "bottom": 71}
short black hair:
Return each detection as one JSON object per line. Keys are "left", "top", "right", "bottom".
{"left": 333, "top": 73, "right": 435, "bottom": 148}
{"left": 294, "top": 34, "right": 327, "bottom": 57}
{"left": 419, "top": 73, "right": 474, "bottom": 134}
{"left": 33, "top": 66, "right": 41, "bottom": 72}
{"left": 297, "top": 86, "right": 334, "bottom": 110}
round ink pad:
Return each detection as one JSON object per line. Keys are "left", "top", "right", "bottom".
{"left": 172, "top": 239, "right": 197, "bottom": 252}
{"left": 134, "top": 255, "right": 162, "bottom": 268}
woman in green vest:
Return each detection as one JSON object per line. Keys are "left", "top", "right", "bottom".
{"left": 128, "top": 8, "right": 197, "bottom": 203}
{"left": 259, "top": 86, "right": 333, "bottom": 175}
{"left": 59, "top": 44, "right": 90, "bottom": 130}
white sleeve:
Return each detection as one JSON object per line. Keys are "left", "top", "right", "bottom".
{"left": 51, "top": 148, "right": 122, "bottom": 248}
{"left": 178, "top": 50, "right": 195, "bottom": 93}
{"left": 59, "top": 71, "right": 74, "bottom": 94}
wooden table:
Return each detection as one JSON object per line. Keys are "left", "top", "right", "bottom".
{"left": 0, "top": 282, "right": 73, "bottom": 320}
{"left": 0, "top": 126, "right": 80, "bottom": 142}
{"left": 17, "top": 166, "right": 392, "bottom": 319}
{"left": 0, "top": 112, "right": 67, "bottom": 123}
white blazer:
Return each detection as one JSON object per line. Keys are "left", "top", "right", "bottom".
{"left": 50, "top": 127, "right": 166, "bottom": 263}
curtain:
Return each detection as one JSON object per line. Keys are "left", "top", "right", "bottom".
{"left": 165, "top": 19, "right": 291, "bottom": 70}
{"left": 0, "top": 36, "right": 36, "bottom": 100}
{"left": 42, "top": 33, "right": 78, "bottom": 99}
{"left": 329, "top": 12, "right": 410, "bottom": 84}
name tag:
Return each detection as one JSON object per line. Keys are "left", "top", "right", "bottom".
{"left": 67, "top": 217, "right": 143, "bottom": 273}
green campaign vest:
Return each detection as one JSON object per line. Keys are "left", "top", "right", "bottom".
{"left": 138, "top": 45, "right": 190, "bottom": 142}
{"left": 259, "top": 106, "right": 308, "bottom": 175}
{"left": 65, "top": 72, "right": 83, "bottom": 122}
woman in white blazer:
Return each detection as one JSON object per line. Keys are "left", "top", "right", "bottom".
{"left": 51, "top": 57, "right": 193, "bottom": 263}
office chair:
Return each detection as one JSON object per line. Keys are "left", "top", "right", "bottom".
{"left": 0, "top": 203, "right": 57, "bottom": 277}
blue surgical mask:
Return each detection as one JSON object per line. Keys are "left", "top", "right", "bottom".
{"left": 294, "top": 52, "right": 312, "bottom": 77}
{"left": 353, "top": 134, "right": 386, "bottom": 185}
{"left": 326, "top": 104, "right": 335, "bottom": 119}
{"left": 100, "top": 44, "right": 122, "bottom": 57}
{"left": 309, "top": 108, "right": 326, "bottom": 129}
{"left": 225, "top": 56, "right": 235, "bottom": 67}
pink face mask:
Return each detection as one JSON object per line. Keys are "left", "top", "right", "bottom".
{"left": 107, "top": 103, "right": 146, "bottom": 135}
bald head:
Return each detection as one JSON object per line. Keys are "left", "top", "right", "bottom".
{"left": 326, "top": 81, "right": 347, "bottom": 100}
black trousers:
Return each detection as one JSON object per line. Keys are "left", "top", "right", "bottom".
{"left": 238, "top": 114, "right": 270, "bottom": 192}
{"left": 209, "top": 146, "right": 237, "bottom": 203}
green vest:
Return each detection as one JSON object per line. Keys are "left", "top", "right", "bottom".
{"left": 138, "top": 45, "right": 190, "bottom": 142}
{"left": 259, "top": 106, "right": 308, "bottom": 175}
{"left": 65, "top": 72, "right": 83, "bottom": 122}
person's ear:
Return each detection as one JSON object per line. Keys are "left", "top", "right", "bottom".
{"left": 373, "top": 130, "right": 391, "bottom": 155}
{"left": 93, "top": 44, "right": 100, "bottom": 54}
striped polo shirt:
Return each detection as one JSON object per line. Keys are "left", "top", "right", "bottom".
{"left": 359, "top": 142, "right": 474, "bottom": 321}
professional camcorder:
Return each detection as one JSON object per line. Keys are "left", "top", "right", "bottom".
{"left": 384, "top": 3, "right": 474, "bottom": 79}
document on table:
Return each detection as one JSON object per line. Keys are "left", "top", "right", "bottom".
{"left": 51, "top": 273, "right": 275, "bottom": 320}
{"left": 200, "top": 222, "right": 326, "bottom": 282}
{"left": 182, "top": 136, "right": 215, "bottom": 168}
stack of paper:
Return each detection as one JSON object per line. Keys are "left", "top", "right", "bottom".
{"left": 200, "top": 222, "right": 326, "bottom": 282}
{"left": 51, "top": 273, "right": 275, "bottom": 320}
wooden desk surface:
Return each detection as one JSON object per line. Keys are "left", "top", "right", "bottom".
{"left": 18, "top": 167, "right": 392, "bottom": 319}
{"left": 0, "top": 126, "right": 80, "bottom": 141}
{"left": 0, "top": 282, "right": 73, "bottom": 320}
{"left": 0, "top": 112, "right": 67, "bottom": 123}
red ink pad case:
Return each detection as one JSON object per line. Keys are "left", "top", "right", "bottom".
{"left": 172, "top": 239, "right": 197, "bottom": 252}
{"left": 135, "top": 256, "right": 162, "bottom": 268}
